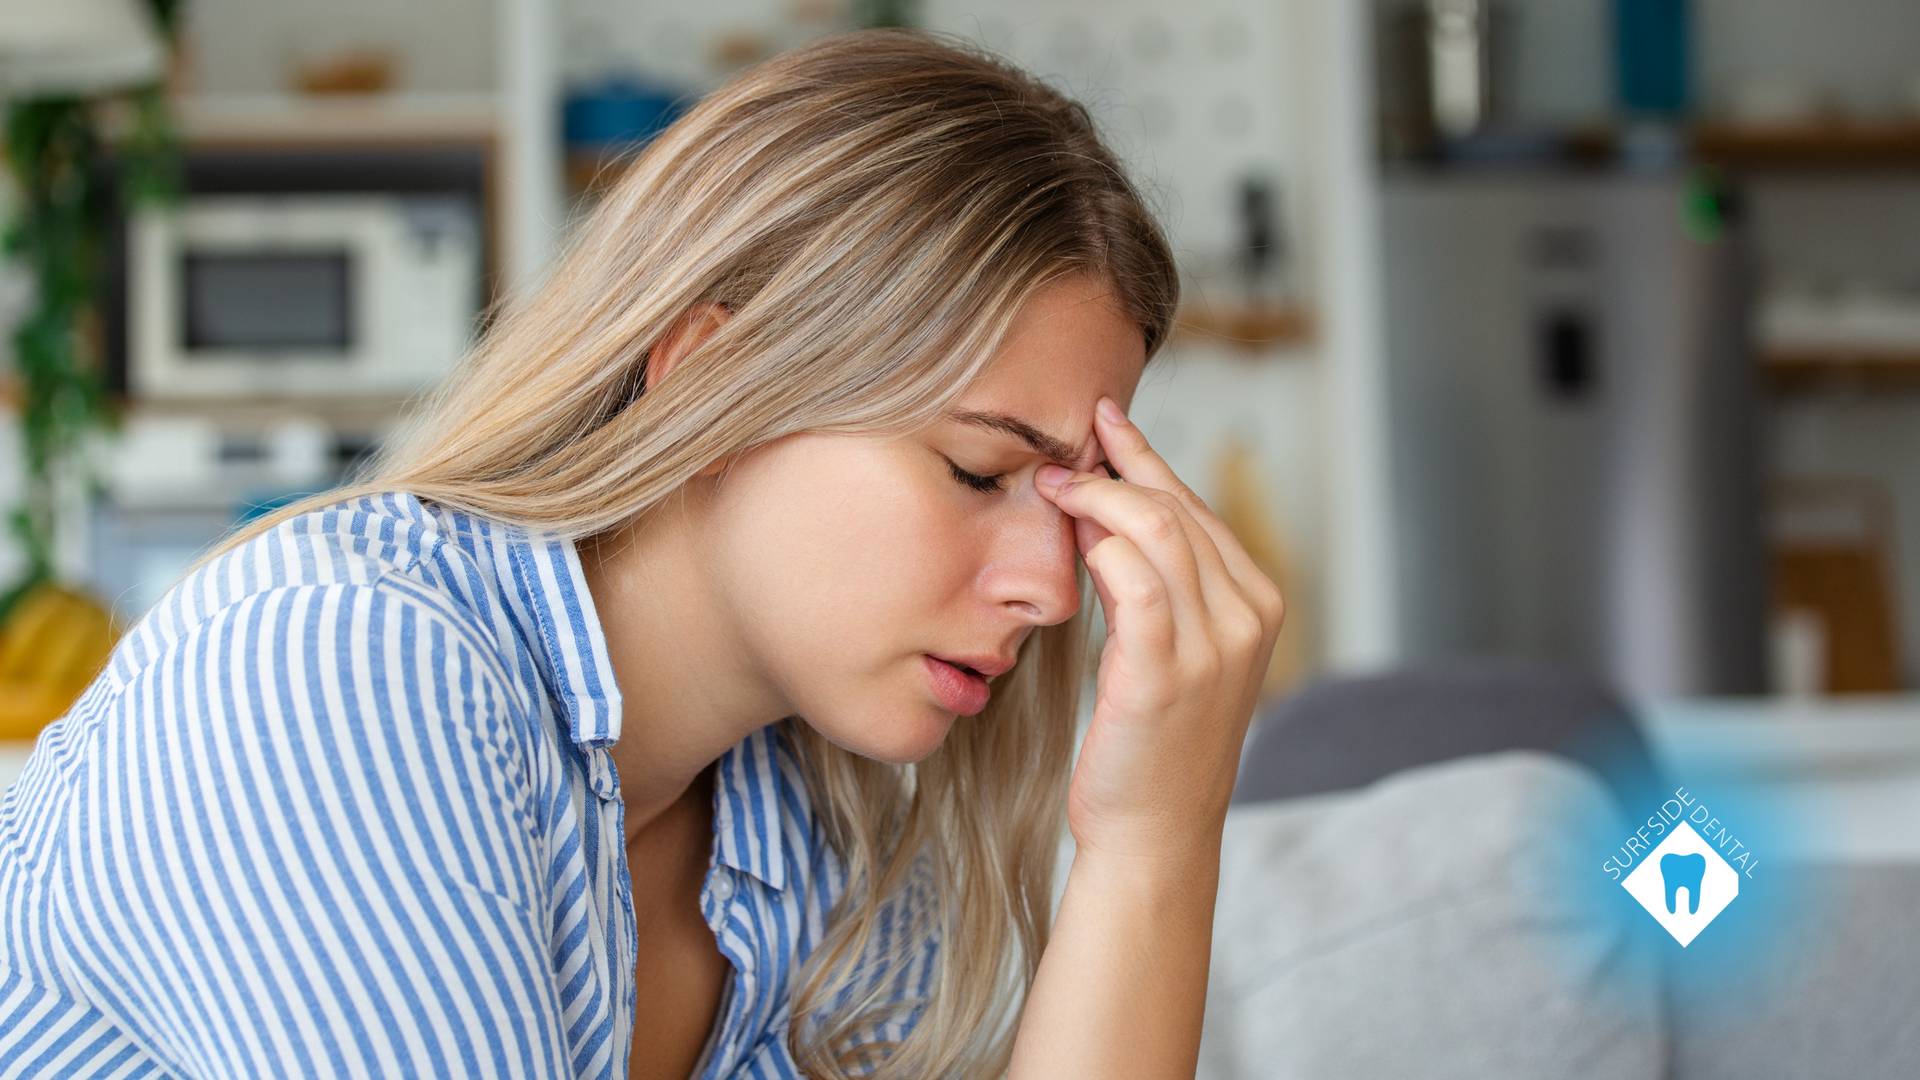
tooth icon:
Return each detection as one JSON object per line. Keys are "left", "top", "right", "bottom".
{"left": 1661, "top": 852, "right": 1706, "bottom": 915}
{"left": 1621, "top": 821, "right": 1740, "bottom": 945}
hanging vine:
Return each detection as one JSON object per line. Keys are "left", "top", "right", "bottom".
{"left": 2, "top": 0, "right": 181, "bottom": 615}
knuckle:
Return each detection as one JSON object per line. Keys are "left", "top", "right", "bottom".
{"left": 1225, "top": 608, "right": 1265, "bottom": 652}
{"left": 1263, "top": 586, "right": 1287, "bottom": 629}
{"left": 1245, "top": 579, "right": 1285, "bottom": 628}
{"left": 1148, "top": 488, "right": 1189, "bottom": 515}
{"left": 1187, "top": 646, "right": 1225, "bottom": 685}
{"left": 1140, "top": 503, "right": 1184, "bottom": 544}
{"left": 1122, "top": 579, "right": 1169, "bottom": 613}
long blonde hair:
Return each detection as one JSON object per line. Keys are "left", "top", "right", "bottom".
{"left": 218, "top": 30, "right": 1176, "bottom": 1079}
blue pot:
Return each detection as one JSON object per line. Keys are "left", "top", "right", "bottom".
{"left": 564, "top": 83, "right": 689, "bottom": 149}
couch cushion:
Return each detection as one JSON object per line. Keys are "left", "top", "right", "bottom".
{"left": 1669, "top": 862, "right": 1920, "bottom": 1080}
{"left": 1232, "top": 661, "right": 1663, "bottom": 815}
{"left": 1199, "top": 751, "right": 1664, "bottom": 1080}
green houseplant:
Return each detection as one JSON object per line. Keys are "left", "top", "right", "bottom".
{"left": 2, "top": 0, "right": 181, "bottom": 615}
{"left": 0, "top": 0, "right": 180, "bottom": 736}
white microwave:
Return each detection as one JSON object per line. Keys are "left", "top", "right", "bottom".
{"left": 130, "top": 193, "right": 482, "bottom": 400}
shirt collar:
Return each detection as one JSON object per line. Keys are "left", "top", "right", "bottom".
{"left": 470, "top": 508, "right": 802, "bottom": 892}
{"left": 711, "top": 723, "right": 805, "bottom": 892}
{"left": 489, "top": 520, "right": 625, "bottom": 749}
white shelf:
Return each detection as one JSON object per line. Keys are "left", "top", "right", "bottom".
{"left": 175, "top": 92, "right": 500, "bottom": 146}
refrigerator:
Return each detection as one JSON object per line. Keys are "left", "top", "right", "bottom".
{"left": 1380, "top": 171, "right": 1768, "bottom": 698}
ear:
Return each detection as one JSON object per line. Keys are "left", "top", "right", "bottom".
{"left": 646, "top": 302, "right": 735, "bottom": 479}
{"left": 646, "top": 301, "right": 731, "bottom": 392}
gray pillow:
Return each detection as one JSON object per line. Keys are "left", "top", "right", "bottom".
{"left": 1198, "top": 751, "right": 1663, "bottom": 1080}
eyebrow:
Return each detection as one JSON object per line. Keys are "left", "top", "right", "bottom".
{"left": 948, "top": 409, "right": 1086, "bottom": 466}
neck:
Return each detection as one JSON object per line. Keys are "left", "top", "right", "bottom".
{"left": 579, "top": 490, "right": 788, "bottom": 839}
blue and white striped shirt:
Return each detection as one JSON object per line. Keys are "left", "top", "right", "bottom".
{"left": 0, "top": 493, "right": 934, "bottom": 1078}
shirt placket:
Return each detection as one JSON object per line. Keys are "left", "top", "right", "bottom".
{"left": 594, "top": 745, "right": 637, "bottom": 1080}
{"left": 698, "top": 864, "right": 759, "bottom": 1080}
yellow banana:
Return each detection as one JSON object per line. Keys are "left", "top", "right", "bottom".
{"left": 0, "top": 586, "right": 119, "bottom": 740}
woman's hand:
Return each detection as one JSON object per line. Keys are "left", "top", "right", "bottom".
{"left": 1035, "top": 396, "right": 1285, "bottom": 867}
{"left": 1010, "top": 396, "right": 1284, "bottom": 1080}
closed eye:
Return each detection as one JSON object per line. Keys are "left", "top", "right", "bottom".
{"left": 945, "top": 458, "right": 1005, "bottom": 494}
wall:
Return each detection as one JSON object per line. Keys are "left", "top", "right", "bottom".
{"left": 182, "top": 0, "right": 496, "bottom": 95}
{"left": 920, "top": 0, "right": 1309, "bottom": 287}
{"left": 1696, "top": 0, "right": 1920, "bottom": 118}
{"left": 557, "top": 0, "right": 1315, "bottom": 286}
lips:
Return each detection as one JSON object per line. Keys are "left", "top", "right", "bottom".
{"left": 921, "top": 654, "right": 1009, "bottom": 716}
{"left": 929, "top": 653, "right": 1016, "bottom": 679}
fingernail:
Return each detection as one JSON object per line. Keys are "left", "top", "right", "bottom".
{"left": 1036, "top": 464, "right": 1073, "bottom": 489}
{"left": 1097, "top": 398, "right": 1128, "bottom": 425}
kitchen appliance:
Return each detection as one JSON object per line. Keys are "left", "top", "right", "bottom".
{"left": 1380, "top": 171, "right": 1768, "bottom": 698}
{"left": 129, "top": 193, "right": 481, "bottom": 399}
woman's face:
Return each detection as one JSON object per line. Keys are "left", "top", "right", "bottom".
{"left": 699, "top": 275, "right": 1146, "bottom": 763}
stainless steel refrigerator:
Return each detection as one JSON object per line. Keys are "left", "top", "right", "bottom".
{"left": 1380, "top": 171, "right": 1768, "bottom": 697}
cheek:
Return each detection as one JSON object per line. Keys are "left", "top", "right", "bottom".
{"left": 715, "top": 443, "right": 981, "bottom": 661}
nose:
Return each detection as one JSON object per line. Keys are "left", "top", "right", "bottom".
{"left": 979, "top": 491, "right": 1081, "bottom": 626}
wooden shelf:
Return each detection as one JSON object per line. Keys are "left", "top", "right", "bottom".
{"left": 1764, "top": 351, "right": 1920, "bottom": 391}
{"left": 1693, "top": 122, "right": 1920, "bottom": 168}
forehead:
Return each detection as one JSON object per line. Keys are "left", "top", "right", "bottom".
{"left": 948, "top": 277, "right": 1146, "bottom": 461}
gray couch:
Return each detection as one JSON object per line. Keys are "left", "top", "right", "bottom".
{"left": 1210, "top": 662, "right": 1920, "bottom": 1080}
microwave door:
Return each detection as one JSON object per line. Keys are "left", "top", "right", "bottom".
{"left": 182, "top": 251, "right": 354, "bottom": 356}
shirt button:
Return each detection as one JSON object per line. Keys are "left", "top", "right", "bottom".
{"left": 710, "top": 872, "right": 735, "bottom": 903}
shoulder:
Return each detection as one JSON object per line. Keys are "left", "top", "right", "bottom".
{"left": 53, "top": 494, "right": 546, "bottom": 813}
{"left": 31, "top": 531, "right": 557, "bottom": 914}
{"left": 105, "top": 493, "right": 509, "bottom": 691}
{"left": 0, "top": 501, "right": 588, "bottom": 1076}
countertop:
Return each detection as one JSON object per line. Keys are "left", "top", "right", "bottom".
{"left": 1639, "top": 694, "right": 1920, "bottom": 862}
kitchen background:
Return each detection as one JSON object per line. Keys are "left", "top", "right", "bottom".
{"left": 6, "top": 4, "right": 1920, "bottom": 1071}
{"left": 5, "top": 0, "right": 1920, "bottom": 782}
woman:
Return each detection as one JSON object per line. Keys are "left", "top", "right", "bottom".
{"left": 0, "top": 31, "right": 1280, "bottom": 1080}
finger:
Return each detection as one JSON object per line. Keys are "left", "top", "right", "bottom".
{"left": 1080, "top": 532, "right": 1175, "bottom": 657}
{"left": 1072, "top": 419, "right": 1286, "bottom": 648}
{"left": 1074, "top": 514, "right": 1112, "bottom": 560}
{"left": 1081, "top": 476, "right": 1253, "bottom": 627}
{"left": 1092, "top": 399, "right": 1277, "bottom": 602}
{"left": 1090, "top": 397, "right": 1191, "bottom": 495}
{"left": 1037, "top": 467, "right": 1223, "bottom": 625}
{"left": 1041, "top": 461, "right": 1226, "bottom": 573}
{"left": 1039, "top": 465, "right": 1205, "bottom": 582}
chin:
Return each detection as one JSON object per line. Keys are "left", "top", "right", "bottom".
{"left": 807, "top": 704, "right": 957, "bottom": 765}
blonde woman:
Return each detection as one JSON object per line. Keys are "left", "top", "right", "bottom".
{"left": 0, "top": 31, "right": 1281, "bottom": 1080}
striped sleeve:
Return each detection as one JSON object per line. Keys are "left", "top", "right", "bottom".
{"left": 41, "top": 580, "right": 573, "bottom": 1079}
